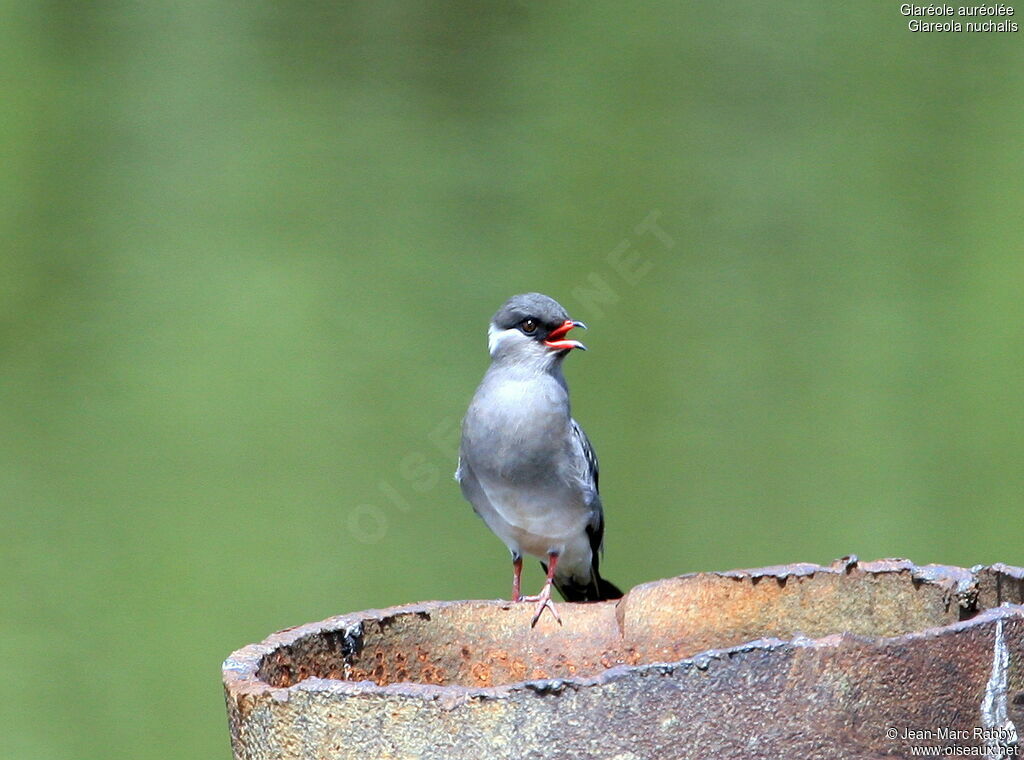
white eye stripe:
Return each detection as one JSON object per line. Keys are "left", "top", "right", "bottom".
{"left": 487, "top": 324, "right": 513, "bottom": 356}
{"left": 487, "top": 324, "right": 533, "bottom": 357}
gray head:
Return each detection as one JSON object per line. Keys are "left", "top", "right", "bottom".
{"left": 487, "top": 293, "right": 586, "bottom": 367}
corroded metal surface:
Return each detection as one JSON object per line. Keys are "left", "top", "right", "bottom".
{"left": 223, "top": 558, "right": 1024, "bottom": 759}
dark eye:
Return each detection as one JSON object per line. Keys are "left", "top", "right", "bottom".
{"left": 520, "top": 318, "right": 538, "bottom": 334}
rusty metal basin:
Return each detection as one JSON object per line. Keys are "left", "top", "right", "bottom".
{"left": 223, "top": 558, "right": 1024, "bottom": 759}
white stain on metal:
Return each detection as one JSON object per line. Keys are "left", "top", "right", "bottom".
{"left": 981, "top": 614, "right": 1018, "bottom": 751}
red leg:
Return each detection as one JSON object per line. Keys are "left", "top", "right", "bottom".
{"left": 544, "top": 552, "right": 559, "bottom": 584}
{"left": 511, "top": 555, "right": 523, "bottom": 602}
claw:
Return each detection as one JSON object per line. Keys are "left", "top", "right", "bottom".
{"left": 523, "top": 584, "right": 561, "bottom": 627}
{"left": 531, "top": 595, "right": 561, "bottom": 627}
{"left": 510, "top": 551, "right": 563, "bottom": 628}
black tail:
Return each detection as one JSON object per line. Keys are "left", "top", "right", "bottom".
{"left": 545, "top": 563, "right": 623, "bottom": 603}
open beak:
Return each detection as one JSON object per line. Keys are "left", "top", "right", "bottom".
{"left": 543, "top": 320, "right": 587, "bottom": 351}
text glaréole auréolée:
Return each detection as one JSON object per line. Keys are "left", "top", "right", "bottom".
{"left": 901, "top": 4, "right": 1020, "bottom": 31}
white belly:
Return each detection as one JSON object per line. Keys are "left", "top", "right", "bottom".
{"left": 474, "top": 477, "right": 592, "bottom": 563}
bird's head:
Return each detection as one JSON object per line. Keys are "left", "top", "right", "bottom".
{"left": 487, "top": 293, "right": 586, "bottom": 366}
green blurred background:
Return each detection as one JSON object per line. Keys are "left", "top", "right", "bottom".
{"left": 3, "top": 2, "right": 1023, "bottom": 757}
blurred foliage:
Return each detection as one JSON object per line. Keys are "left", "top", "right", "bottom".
{"left": 2, "top": 2, "right": 1023, "bottom": 758}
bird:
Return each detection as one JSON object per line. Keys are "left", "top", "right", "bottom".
{"left": 456, "top": 293, "right": 623, "bottom": 626}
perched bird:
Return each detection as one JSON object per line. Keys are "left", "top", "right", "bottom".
{"left": 456, "top": 293, "right": 622, "bottom": 625}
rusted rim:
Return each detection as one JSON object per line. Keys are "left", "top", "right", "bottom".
{"left": 223, "top": 557, "right": 1024, "bottom": 702}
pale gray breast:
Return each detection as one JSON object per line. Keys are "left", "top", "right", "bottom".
{"left": 461, "top": 372, "right": 574, "bottom": 488}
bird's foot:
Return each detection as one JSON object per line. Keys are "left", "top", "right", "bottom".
{"left": 521, "top": 584, "right": 561, "bottom": 627}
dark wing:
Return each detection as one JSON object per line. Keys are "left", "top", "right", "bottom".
{"left": 550, "top": 419, "right": 621, "bottom": 602}
{"left": 570, "top": 418, "right": 604, "bottom": 559}
{"left": 571, "top": 418, "right": 599, "bottom": 494}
